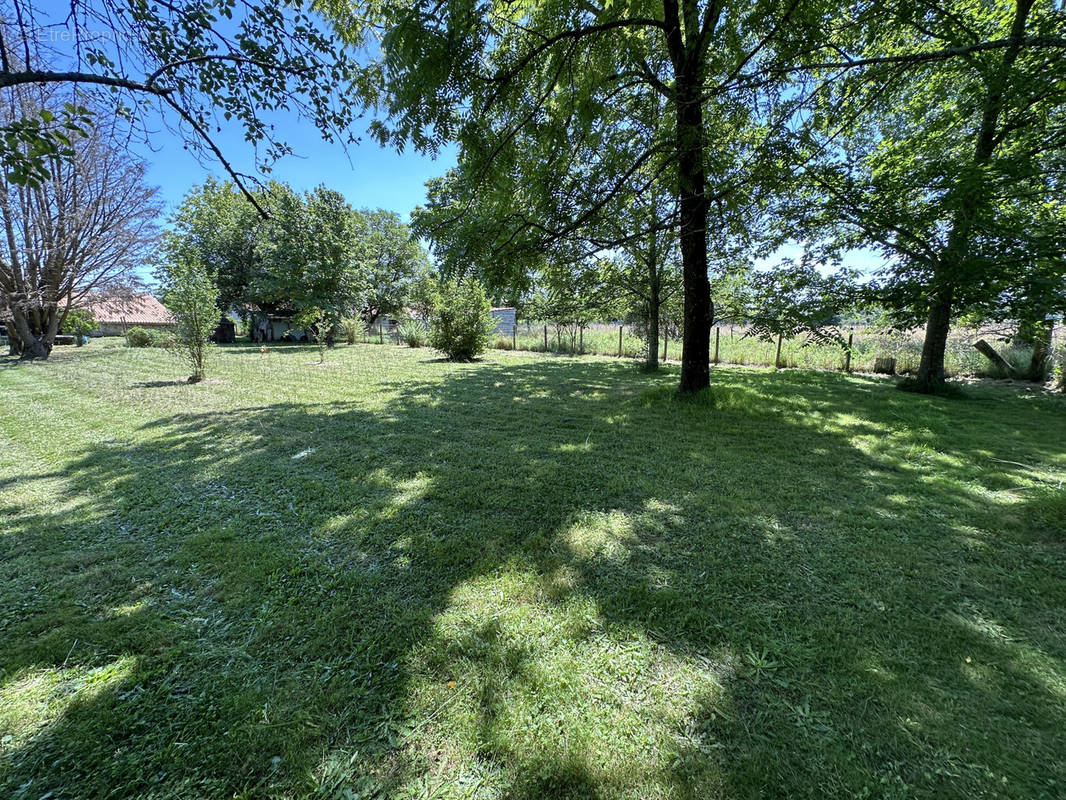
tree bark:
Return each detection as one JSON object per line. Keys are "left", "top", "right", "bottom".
{"left": 10, "top": 307, "right": 56, "bottom": 359}
{"left": 915, "top": 286, "right": 953, "bottom": 389}
{"left": 671, "top": 31, "right": 712, "bottom": 393}
{"left": 1018, "top": 317, "right": 1053, "bottom": 382}
{"left": 645, "top": 250, "right": 661, "bottom": 370}
{"left": 647, "top": 297, "right": 660, "bottom": 370}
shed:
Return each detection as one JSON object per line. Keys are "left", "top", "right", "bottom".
{"left": 491, "top": 307, "right": 516, "bottom": 335}
{"left": 213, "top": 318, "right": 237, "bottom": 343}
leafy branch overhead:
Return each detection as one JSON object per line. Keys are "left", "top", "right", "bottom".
{"left": 0, "top": 0, "right": 363, "bottom": 207}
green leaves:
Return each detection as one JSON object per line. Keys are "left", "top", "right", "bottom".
{"left": 157, "top": 252, "right": 221, "bottom": 382}
{"left": 724, "top": 261, "right": 858, "bottom": 346}
{"left": 0, "top": 105, "right": 93, "bottom": 188}
{"left": 164, "top": 179, "right": 428, "bottom": 331}
{"left": 1, "top": 1, "right": 366, "bottom": 190}
{"left": 803, "top": 0, "right": 1066, "bottom": 330}
{"left": 253, "top": 184, "right": 370, "bottom": 322}
{"left": 428, "top": 277, "right": 495, "bottom": 361}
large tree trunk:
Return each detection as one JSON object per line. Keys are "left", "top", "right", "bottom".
{"left": 6, "top": 302, "right": 58, "bottom": 359}
{"left": 914, "top": 286, "right": 953, "bottom": 390}
{"left": 674, "top": 61, "right": 712, "bottom": 393}
{"left": 11, "top": 309, "right": 56, "bottom": 359}
{"left": 912, "top": 0, "right": 1033, "bottom": 393}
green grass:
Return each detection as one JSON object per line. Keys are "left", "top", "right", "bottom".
{"left": 1, "top": 342, "right": 1064, "bottom": 799}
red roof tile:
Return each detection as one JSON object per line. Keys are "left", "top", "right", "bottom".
{"left": 79, "top": 294, "right": 176, "bottom": 326}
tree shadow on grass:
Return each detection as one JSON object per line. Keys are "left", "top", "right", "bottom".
{"left": 1, "top": 360, "right": 1064, "bottom": 798}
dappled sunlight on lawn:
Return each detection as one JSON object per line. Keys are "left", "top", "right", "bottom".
{"left": 0, "top": 657, "right": 137, "bottom": 754}
{"left": 0, "top": 344, "right": 1063, "bottom": 798}
{"left": 395, "top": 566, "right": 734, "bottom": 798}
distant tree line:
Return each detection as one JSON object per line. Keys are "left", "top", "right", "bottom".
{"left": 161, "top": 179, "right": 433, "bottom": 341}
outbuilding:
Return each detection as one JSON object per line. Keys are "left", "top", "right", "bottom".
{"left": 79, "top": 293, "right": 176, "bottom": 336}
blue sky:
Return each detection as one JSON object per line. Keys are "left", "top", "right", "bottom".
{"left": 111, "top": 91, "right": 456, "bottom": 219}
{"left": 134, "top": 120, "right": 457, "bottom": 221}
{"left": 29, "top": 0, "right": 456, "bottom": 219}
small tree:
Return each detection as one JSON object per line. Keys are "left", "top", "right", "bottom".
{"left": 294, "top": 306, "right": 328, "bottom": 364}
{"left": 429, "top": 278, "right": 494, "bottom": 361}
{"left": 1057, "top": 339, "right": 1066, "bottom": 393}
{"left": 726, "top": 262, "right": 857, "bottom": 369}
{"left": 157, "top": 257, "right": 219, "bottom": 383}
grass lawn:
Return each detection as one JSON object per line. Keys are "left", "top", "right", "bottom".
{"left": 1, "top": 343, "right": 1064, "bottom": 799}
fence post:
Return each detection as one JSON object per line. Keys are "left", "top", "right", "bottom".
{"left": 379, "top": 325, "right": 384, "bottom": 345}
{"left": 844, "top": 331, "right": 854, "bottom": 373}
{"left": 512, "top": 324, "right": 517, "bottom": 351}
{"left": 662, "top": 335, "right": 667, "bottom": 362}
{"left": 713, "top": 326, "right": 720, "bottom": 364}
{"left": 618, "top": 326, "right": 623, "bottom": 358}
{"left": 579, "top": 326, "right": 584, "bottom": 354}
{"left": 775, "top": 333, "right": 783, "bottom": 369}
{"left": 543, "top": 324, "right": 548, "bottom": 351}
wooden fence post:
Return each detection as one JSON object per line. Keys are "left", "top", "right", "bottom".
{"left": 662, "top": 335, "right": 668, "bottom": 362}
{"left": 512, "top": 324, "right": 517, "bottom": 351}
{"left": 543, "top": 325, "right": 548, "bottom": 351}
{"left": 618, "top": 326, "right": 623, "bottom": 358}
{"left": 379, "top": 326, "right": 384, "bottom": 345}
{"left": 579, "top": 326, "right": 584, "bottom": 354}
{"left": 844, "top": 332, "right": 854, "bottom": 373}
{"left": 775, "top": 333, "right": 783, "bottom": 369}
{"left": 713, "top": 327, "right": 720, "bottom": 364}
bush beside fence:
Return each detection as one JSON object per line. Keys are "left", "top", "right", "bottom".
{"left": 354, "top": 320, "right": 1065, "bottom": 381}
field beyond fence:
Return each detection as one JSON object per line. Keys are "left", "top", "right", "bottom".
{"left": 474, "top": 322, "right": 1066, "bottom": 380}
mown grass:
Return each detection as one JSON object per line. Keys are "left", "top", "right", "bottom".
{"left": 1, "top": 342, "right": 1064, "bottom": 799}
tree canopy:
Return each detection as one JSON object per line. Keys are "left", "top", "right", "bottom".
{"left": 336, "top": 0, "right": 1066, "bottom": 393}
{"left": 163, "top": 179, "right": 431, "bottom": 331}
{"left": 0, "top": 86, "right": 160, "bottom": 359}
{"left": 0, "top": 0, "right": 360, "bottom": 204}
{"left": 793, "top": 0, "right": 1066, "bottom": 390}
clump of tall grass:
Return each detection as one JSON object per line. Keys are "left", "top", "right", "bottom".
{"left": 398, "top": 320, "right": 429, "bottom": 348}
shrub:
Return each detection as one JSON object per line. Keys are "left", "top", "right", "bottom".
{"left": 428, "top": 278, "right": 494, "bottom": 361}
{"left": 399, "top": 319, "right": 429, "bottom": 348}
{"left": 148, "top": 329, "right": 179, "bottom": 349}
{"left": 61, "top": 309, "right": 96, "bottom": 345}
{"left": 125, "top": 327, "right": 152, "bottom": 348}
{"left": 341, "top": 317, "right": 362, "bottom": 345}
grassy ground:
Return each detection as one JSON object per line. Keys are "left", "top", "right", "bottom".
{"left": 1, "top": 342, "right": 1064, "bottom": 799}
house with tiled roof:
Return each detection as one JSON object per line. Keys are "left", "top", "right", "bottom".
{"left": 78, "top": 293, "right": 176, "bottom": 336}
